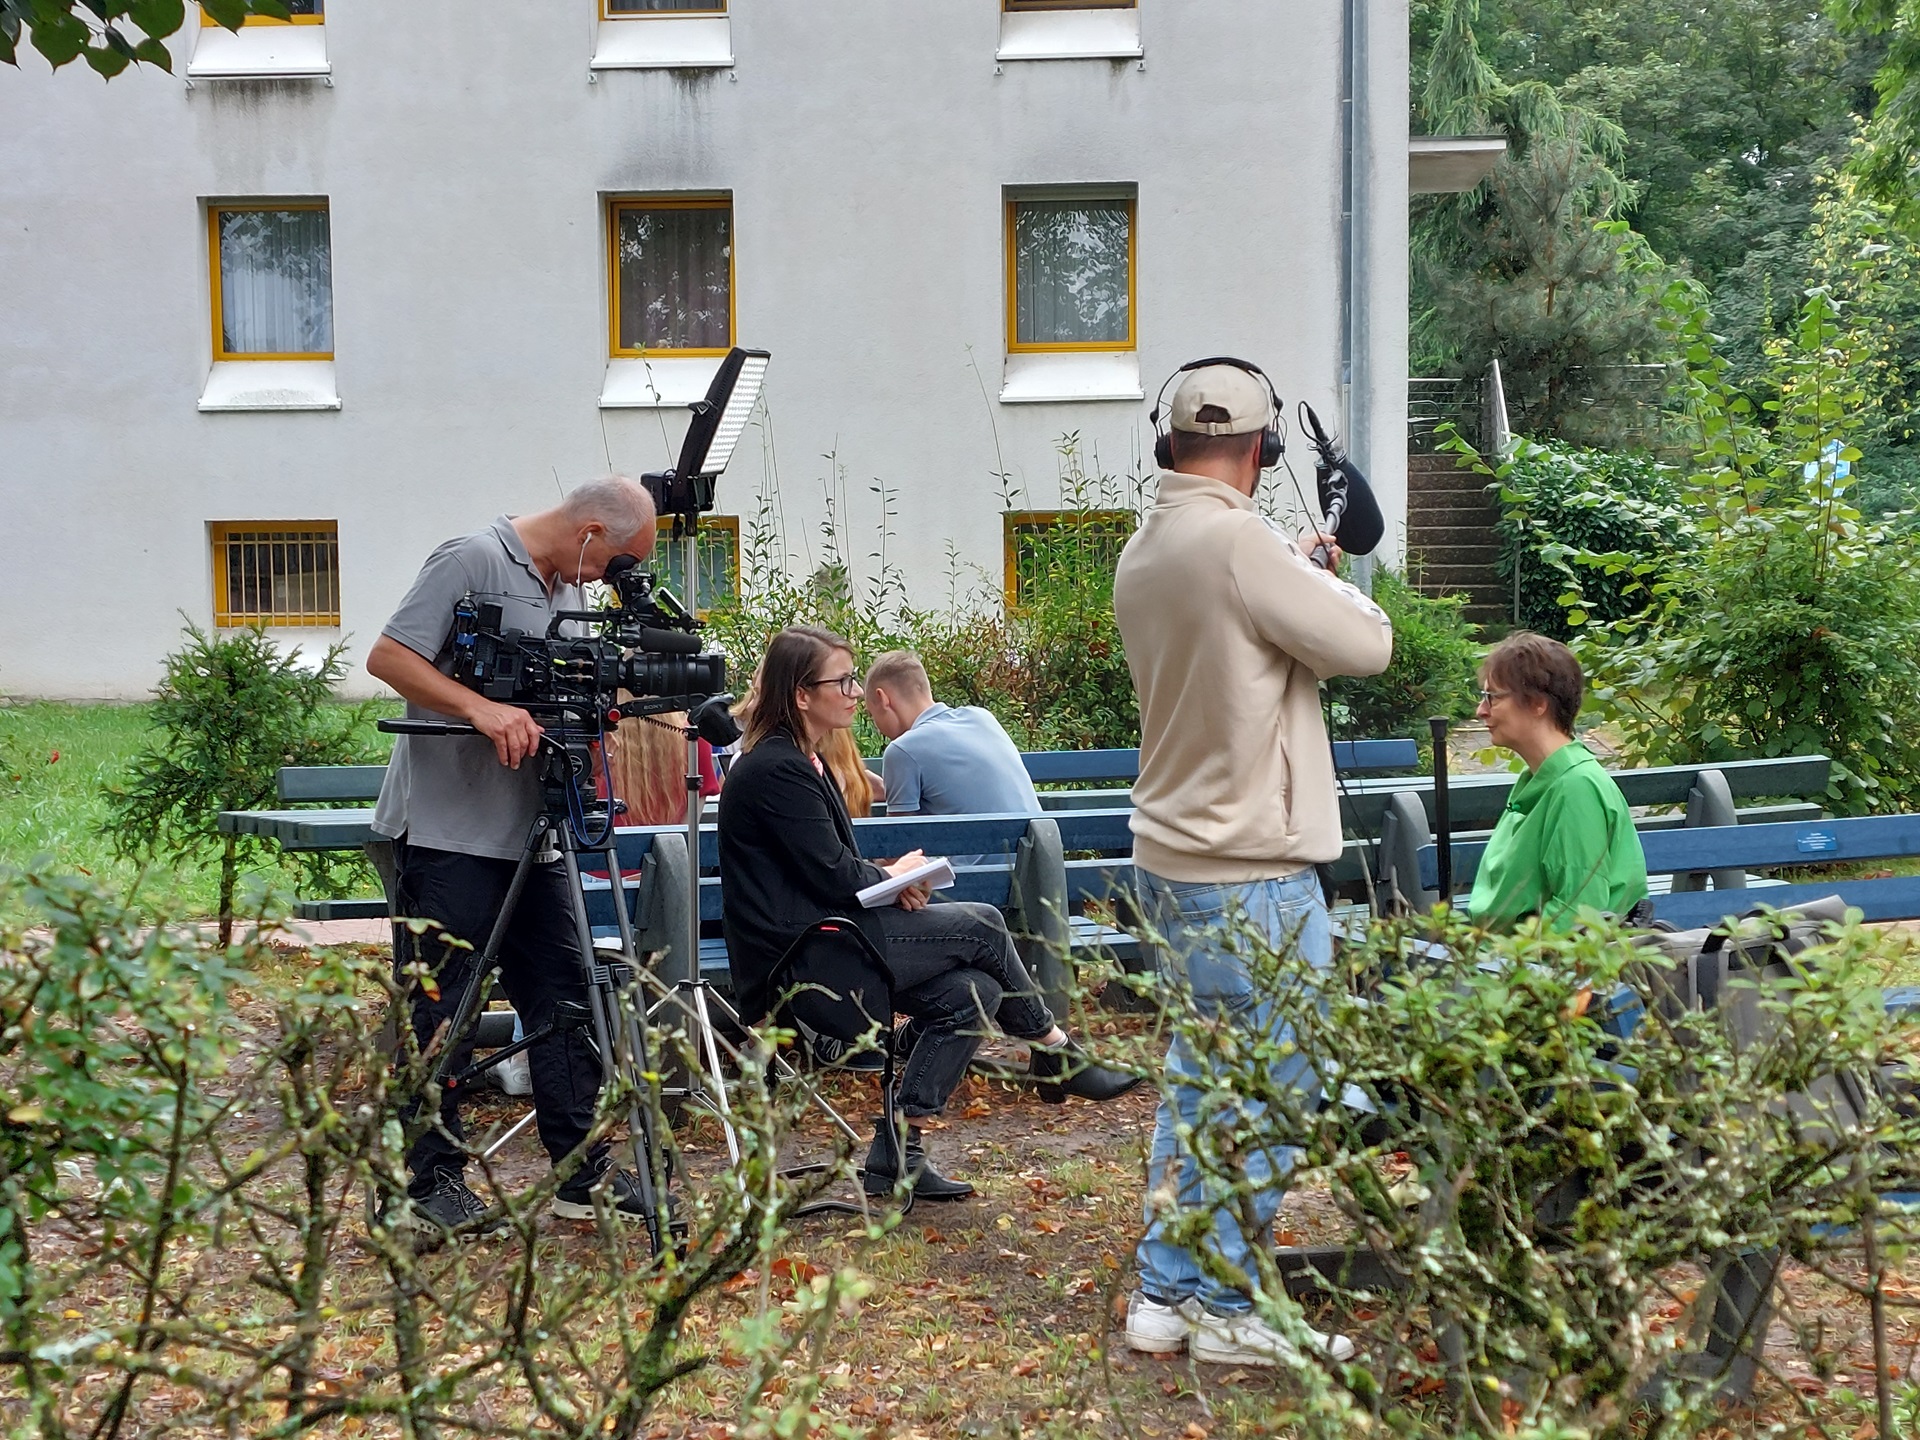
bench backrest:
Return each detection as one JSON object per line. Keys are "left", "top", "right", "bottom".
{"left": 277, "top": 765, "right": 388, "bottom": 803}
{"left": 1414, "top": 813, "right": 1920, "bottom": 926}
{"left": 277, "top": 738, "right": 1425, "bottom": 808}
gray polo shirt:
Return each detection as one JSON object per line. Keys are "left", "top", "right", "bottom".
{"left": 881, "top": 703, "right": 1041, "bottom": 818}
{"left": 372, "top": 516, "right": 585, "bottom": 861}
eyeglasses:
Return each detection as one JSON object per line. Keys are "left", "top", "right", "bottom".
{"left": 802, "top": 673, "right": 862, "bottom": 698}
{"left": 1477, "top": 688, "right": 1514, "bottom": 706}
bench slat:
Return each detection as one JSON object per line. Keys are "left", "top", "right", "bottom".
{"left": 277, "top": 765, "right": 389, "bottom": 803}
{"left": 1652, "top": 877, "right": 1920, "bottom": 928}
{"left": 1418, "top": 814, "right": 1920, "bottom": 891}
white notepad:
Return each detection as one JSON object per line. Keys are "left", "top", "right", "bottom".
{"left": 856, "top": 856, "right": 957, "bottom": 909}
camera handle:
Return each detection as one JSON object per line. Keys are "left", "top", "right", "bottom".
{"left": 380, "top": 719, "right": 480, "bottom": 737}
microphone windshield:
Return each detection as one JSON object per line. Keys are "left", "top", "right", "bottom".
{"left": 1323, "top": 458, "right": 1386, "bottom": 557}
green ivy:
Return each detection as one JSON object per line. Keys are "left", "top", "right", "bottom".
{"left": 1490, "top": 439, "right": 1692, "bottom": 639}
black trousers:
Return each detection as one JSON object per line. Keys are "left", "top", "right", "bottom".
{"left": 391, "top": 837, "right": 607, "bottom": 1196}
{"left": 870, "top": 900, "right": 1056, "bottom": 1118}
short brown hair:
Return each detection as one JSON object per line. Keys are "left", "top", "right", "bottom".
{"left": 1481, "top": 631, "right": 1584, "bottom": 735}
{"left": 865, "top": 649, "right": 930, "bottom": 700}
{"left": 741, "top": 625, "right": 853, "bottom": 752}
{"left": 1169, "top": 426, "right": 1261, "bottom": 470}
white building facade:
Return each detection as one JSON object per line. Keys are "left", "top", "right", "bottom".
{"left": 0, "top": 1, "right": 1409, "bottom": 699}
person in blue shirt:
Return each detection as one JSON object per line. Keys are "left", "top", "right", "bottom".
{"left": 863, "top": 651, "right": 1042, "bottom": 821}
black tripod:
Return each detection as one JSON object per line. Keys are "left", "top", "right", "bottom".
{"left": 383, "top": 718, "right": 676, "bottom": 1255}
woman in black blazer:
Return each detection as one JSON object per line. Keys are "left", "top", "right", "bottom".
{"left": 718, "top": 625, "right": 1137, "bottom": 1199}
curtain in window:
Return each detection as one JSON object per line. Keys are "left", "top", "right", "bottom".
{"left": 218, "top": 209, "right": 333, "bottom": 356}
{"left": 616, "top": 205, "right": 731, "bottom": 351}
{"left": 608, "top": 0, "right": 724, "bottom": 13}
{"left": 1013, "top": 200, "right": 1132, "bottom": 346}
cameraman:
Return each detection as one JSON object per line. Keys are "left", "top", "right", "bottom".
{"left": 367, "top": 477, "right": 658, "bottom": 1236}
{"left": 1114, "top": 364, "right": 1392, "bottom": 1367}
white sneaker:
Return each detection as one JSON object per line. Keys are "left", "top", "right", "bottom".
{"left": 1191, "top": 1308, "right": 1357, "bottom": 1367}
{"left": 1124, "top": 1292, "right": 1204, "bottom": 1354}
{"left": 491, "top": 1050, "right": 532, "bottom": 1097}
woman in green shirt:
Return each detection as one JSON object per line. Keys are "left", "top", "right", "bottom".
{"left": 1467, "top": 633, "right": 1649, "bottom": 930}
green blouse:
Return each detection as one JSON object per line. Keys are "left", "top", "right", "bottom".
{"left": 1467, "top": 741, "right": 1649, "bottom": 931}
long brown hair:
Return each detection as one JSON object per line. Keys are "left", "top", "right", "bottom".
{"left": 608, "top": 706, "right": 688, "bottom": 827}
{"left": 740, "top": 625, "right": 853, "bottom": 753}
{"left": 819, "top": 726, "right": 879, "bottom": 817}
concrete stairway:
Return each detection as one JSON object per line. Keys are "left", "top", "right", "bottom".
{"left": 1406, "top": 452, "right": 1507, "bottom": 628}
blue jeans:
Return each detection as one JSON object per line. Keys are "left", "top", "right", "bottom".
{"left": 1133, "top": 866, "right": 1331, "bottom": 1316}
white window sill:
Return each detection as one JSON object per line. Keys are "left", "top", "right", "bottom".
{"left": 999, "top": 351, "right": 1142, "bottom": 404}
{"left": 590, "top": 16, "right": 732, "bottom": 70}
{"left": 199, "top": 360, "right": 341, "bottom": 412}
{"left": 187, "top": 23, "right": 329, "bottom": 78}
{"left": 997, "top": 9, "right": 1143, "bottom": 62}
{"left": 599, "top": 355, "right": 723, "bottom": 408}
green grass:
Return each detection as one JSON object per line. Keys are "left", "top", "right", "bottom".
{"left": 0, "top": 700, "right": 397, "bottom": 921}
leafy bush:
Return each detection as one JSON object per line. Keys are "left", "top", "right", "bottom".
{"left": 1490, "top": 438, "right": 1691, "bottom": 638}
{"left": 104, "top": 622, "right": 379, "bottom": 942}
{"left": 1089, "top": 903, "right": 1920, "bottom": 1436}
{"left": 1577, "top": 283, "right": 1920, "bottom": 811}
{"left": 1326, "top": 567, "right": 1480, "bottom": 740}
{"left": 0, "top": 867, "right": 853, "bottom": 1436}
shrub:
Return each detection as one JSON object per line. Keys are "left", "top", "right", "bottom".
{"left": 1326, "top": 567, "right": 1480, "bottom": 741}
{"left": 104, "top": 622, "right": 379, "bottom": 943}
{"left": 0, "top": 867, "right": 851, "bottom": 1437}
{"left": 1578, "top": 283, "right": 1920, "bottom": 811}
{"left": 1088, "top": 903, "right": 1920, "bottom": 1436}
{"left": 1491, "top": 438, "right": 1692, "bottom": 638}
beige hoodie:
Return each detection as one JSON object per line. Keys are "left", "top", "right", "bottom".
{"left": 1113, "top": 471, "right": 1395, "bottom": 883}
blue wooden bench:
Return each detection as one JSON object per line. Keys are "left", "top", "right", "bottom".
{"left": 1415, "top": 812, "right": 1920, "bottom": 928}
{"left": 1379, "top": 755, "right": 1834, "bottom": 913}
{"left": 574, "top": 811, "right": 1075, "bottom": 1017}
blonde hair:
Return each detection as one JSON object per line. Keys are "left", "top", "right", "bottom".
{"left": 865, "top": 649, "right": 931, "bottom": 701}
{"left": 608, "top": 706, "right": 689, "bottom": 827}
{"left": 818, "top": 726, "right": 880, "bottom": 817}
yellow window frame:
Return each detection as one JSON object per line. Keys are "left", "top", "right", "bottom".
{"left": 1005, "top": 195, "right": 1138, "bottom": 354}
{"left": 207, "top": 201, "right": 334, "bottom": 362}
{"left": 607, "top": 196, "right": 736, "bottom": 360}
{"left": 199, "top": 2, "right": 324, "bottom": 26}
{"left": 1002, "top": 509, "right": 1134, "bottom": 607}
{"left": 601, "top": 0, "right": 728, "bottom": 17}
{"left": 651, "top": 515, "right": 740, "bottom": 614}
{"left": 210, "top": 521, "right": 342, "bottom": 628}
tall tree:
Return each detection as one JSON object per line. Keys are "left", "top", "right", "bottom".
{"left": 1831, "top": 1, "right": 1920, "bottom": 227}
{"left": 1413, "top": 0, "right": 1671, "bottom": 444}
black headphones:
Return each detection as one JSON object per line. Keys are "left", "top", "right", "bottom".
{"left": 1149, "top": 355, "right": 1286, "bottom": 471}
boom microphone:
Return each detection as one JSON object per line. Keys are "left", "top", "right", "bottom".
{"left": 1299, "top": 403, "right": 1386, "bottom": 563}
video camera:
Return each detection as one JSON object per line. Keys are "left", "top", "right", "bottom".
{"left": 450, "top": 554, "right": 739, "bottom": 747}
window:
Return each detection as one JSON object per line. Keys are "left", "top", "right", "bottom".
{"left": 200, "top": 0, "right": 322, "bottom": 23}
{"left": 1004, "top": 0, "right": 1134, "bottom": 9}
{"left": 1006, "top": 194, "right": 1136, "bottom": 352}
{"left": 608, "top": 198, "right": 733, "bottom": 358}
{"left": 1003, "top": 511, "right": 1133, "bottom": 606}
{"left": 651, "top": 517, "right": 739, "bottom": 613}
{"left": 211, "top": 522, "right": 341, "bottom": 628}
{"left": 604, "top": 0, "right": 724, "bottom": 12}
{"left": 208, "top": 203, "right": 333, "bottom": 361}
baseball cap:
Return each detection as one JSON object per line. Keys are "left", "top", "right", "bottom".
{"left": 1169, "top": 364, "right": 1272, "bottom": 435}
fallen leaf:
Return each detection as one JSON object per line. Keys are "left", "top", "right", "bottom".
{"left": 1033, "top": 1218, "right": 1063, "bottom": 1234}
{"left": 1013, "top": 1357, "right": 1040, "bottom": 1377}
{"left": 963, "top": 1100, "right": 991, "bottom": 1119}
{"left": 1181, "top": 1424, "right": 1209, "bottom": 1439}
{"left": 771, "top": 1257, "right": 820, "bottom": 1285}
{"left": 921, "top": 1229, "right": 945, "bottom": 1244}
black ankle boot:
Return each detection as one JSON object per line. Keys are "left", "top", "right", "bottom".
{"left": 863, "top": 1119, "right": 974, "bottom": 1200}
{"left": 1030, "top": 1039, "right": 1142, "bottom": 1104}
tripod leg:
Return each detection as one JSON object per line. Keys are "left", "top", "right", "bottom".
{"left": 688, "top": 984, "right": 743, "bottom": 1166}
{"left": 561, "top": 848, "right": 669, "bottom": 1256}
{"left": 401, "top": 818, "right": 549, "bottom": 1164}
